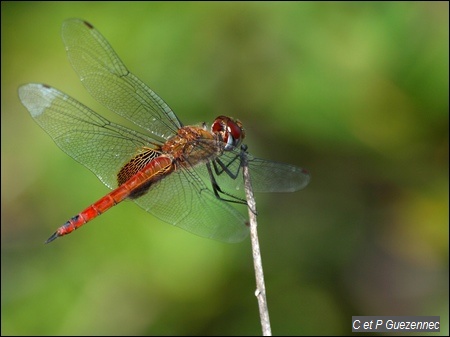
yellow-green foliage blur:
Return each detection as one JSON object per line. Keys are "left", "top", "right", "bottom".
{"left": 2, "top": 2, "right": 448, "bottom": 335}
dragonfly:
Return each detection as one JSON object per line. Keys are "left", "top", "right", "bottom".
{"left": 19, "top": 19, "right": 310, "bottom": 244}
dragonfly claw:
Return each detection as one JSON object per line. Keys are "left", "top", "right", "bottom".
{"left": 45, "top": 231, "right": 59, "bottom": 244}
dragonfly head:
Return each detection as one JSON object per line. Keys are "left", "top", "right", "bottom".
{"left": 211, "top": 116, "right": 246, "bottom": 151}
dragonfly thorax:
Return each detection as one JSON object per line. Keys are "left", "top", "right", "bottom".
{"left": 161, "top": 125, "right": 223, "bottom": 167}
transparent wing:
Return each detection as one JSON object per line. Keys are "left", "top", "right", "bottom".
{"left": 61, "top": 18, "right": 182, "bottom": 140}
{"left": 132, "top": 165, "right": 249, "bottom": 243}
{"left": 18, "top": 83, "right": 157, "bottom": 189}
{"left": 244, "top": 154, "right": 310, "bottom": 192}
{"left": 197, "top": 147, "right": 311, "bottom": 196}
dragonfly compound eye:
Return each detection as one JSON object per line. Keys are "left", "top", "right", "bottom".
{"left": 212, "top": 116, "right": 245, "bottom": 150}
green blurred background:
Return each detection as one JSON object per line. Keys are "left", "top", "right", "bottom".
{"left": 1, "top": 2, "right": 448, "bottom": 335}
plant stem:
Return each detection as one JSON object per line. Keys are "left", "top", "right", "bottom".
{"left": 241, "top": 146, "right": 272, "bottom": 336}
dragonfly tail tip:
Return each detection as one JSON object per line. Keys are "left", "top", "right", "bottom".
{"left": 45, "top": 231, "right": 60, "bottom": 244}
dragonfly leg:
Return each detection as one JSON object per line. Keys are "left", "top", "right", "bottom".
{"left": 206, "top": 162, "right": 247, "bottom": 205}
{"left": 212, "top": 155, "right": 241, "bottom": 179}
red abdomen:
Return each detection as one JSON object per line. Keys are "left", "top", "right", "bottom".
{"left": 46, "top": 156, "right": 173, "bottom": 243}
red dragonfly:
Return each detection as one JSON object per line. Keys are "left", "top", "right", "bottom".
{"left": 19, "top": 19, "right": 310, "bottom": 244}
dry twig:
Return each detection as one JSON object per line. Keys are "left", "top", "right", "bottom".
{"left": 241, "top": 146, "right": 272, "bottom": 336}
